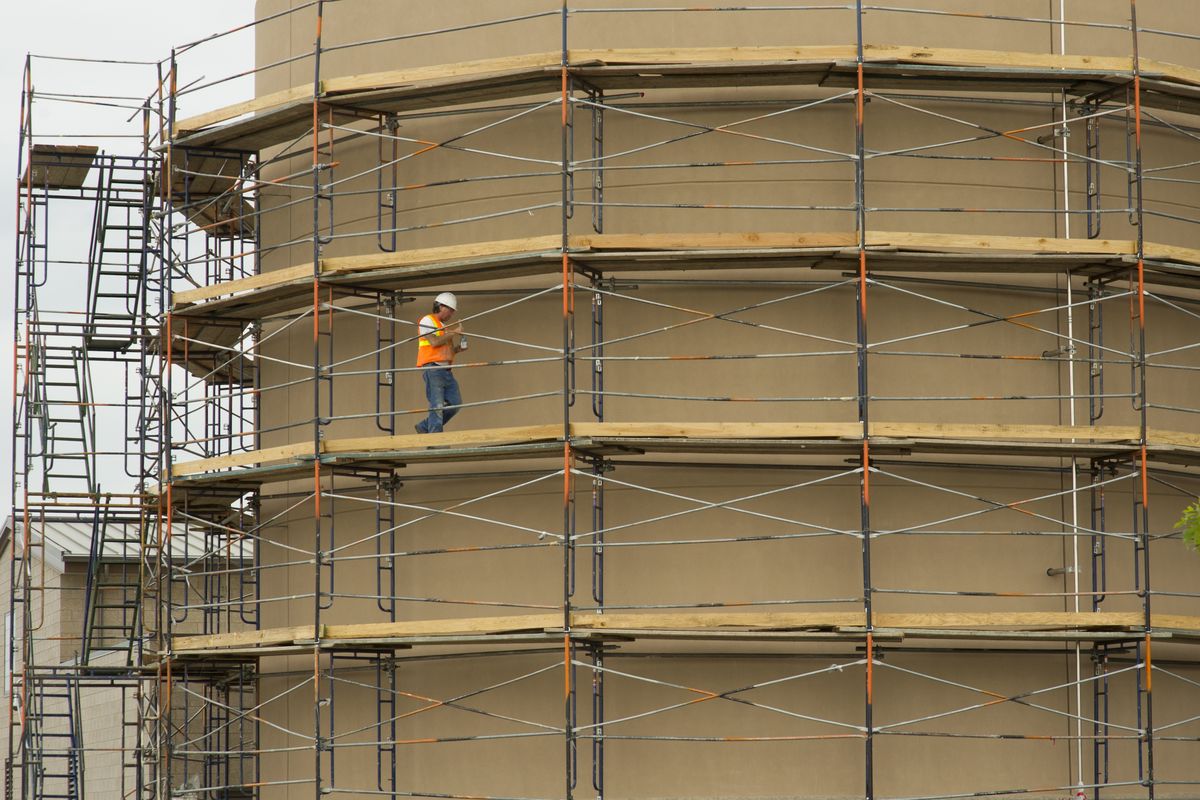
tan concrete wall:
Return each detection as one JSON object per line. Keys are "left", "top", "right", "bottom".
{"left": 242, "top": 464, "right": 1200, "bottom": 799}
{"left": 249, "top": 648, "right": 1200, "bottom": 799}
{"left": 240, "top": 0, "right": 1200, "bottom": 441}
{"left": 235, "top": 7, "right": 1200, "bottom": 288}
{"left": 248, "top": 277, "right": 1196, "bottom": 446}
{"left": 231, "top": 2, "right": 1200, "bottom": 798}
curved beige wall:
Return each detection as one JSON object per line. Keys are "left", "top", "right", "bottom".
{"left": 242, "top": 0, "right": 1200, "bottom": 434}
{"left": 227, "top": 3, "right": 1200, "bottom": 798}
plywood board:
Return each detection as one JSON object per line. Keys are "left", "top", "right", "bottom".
{"left": 327, "top": 424, "right": 566, "bottom": 454}
{"left": 172, "top": 610, "right": 1200, "bottom": 651}
{"left": 174, "top": 84, "right": 314, "bottom": 135}
{"left": 166, "top": 421, "right": 1198, "bottom": 481}
{"left": 22, "top": 144, "right": 98, "bottom": 189}
{"left": 321, "top": 52, "right": 562, "bottom": 95}
{"left": 173, "top": 624, "right": 316, "bottom": 651}
{"left": 171, "top": 440, "right": 319, "bottom": 477}
{"left": 323, "top": 613, "right": 561, "bottom": 640}
{"left": 573, "top": 422, "right": 864, "bottom": 439}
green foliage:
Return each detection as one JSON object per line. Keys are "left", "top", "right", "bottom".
{"left": 1177, "top": 500, "right": 1200, "bottom": 552}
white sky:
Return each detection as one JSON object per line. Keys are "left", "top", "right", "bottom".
{"left": 1, "top": 2, "right": 256, "bottom": 515}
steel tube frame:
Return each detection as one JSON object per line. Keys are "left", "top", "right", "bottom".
{"left": 15, "top": 2, "right": 1200, "bottom": 798}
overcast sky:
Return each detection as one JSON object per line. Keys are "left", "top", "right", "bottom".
{"left": 1, "top": 3, "right": 255, "bottom": 515}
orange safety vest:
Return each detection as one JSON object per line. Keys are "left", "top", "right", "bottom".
{"left": 416, "top": 314, "right": 454, "bottom": 367}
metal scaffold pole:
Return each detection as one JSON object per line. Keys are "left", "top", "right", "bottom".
{"left": 311, "top": 3, "right": 328, "bottom": 798}
{"left": 560, "top": 6, "right": 579, "bottom": 800}
{"left": 1129, "top": 4, "right": 1156, "bottom": 797}
{"left": 854, "top": 4, "right": 876, "bottom": 799}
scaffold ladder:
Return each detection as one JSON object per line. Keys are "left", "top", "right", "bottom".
{"left": 24, "top": 677, "right": 83, "bottom": 800}
{"left": 81, "top": 503, "right": 143, "bottom": 666}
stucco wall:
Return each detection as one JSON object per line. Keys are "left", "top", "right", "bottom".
{"left": 219, "top": 2, "right": 1200, "bottom": 798}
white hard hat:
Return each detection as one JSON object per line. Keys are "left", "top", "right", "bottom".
{"left": 434, "top": 292, "right": 458, "bottom": 310}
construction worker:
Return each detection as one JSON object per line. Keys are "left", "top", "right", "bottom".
{"left": 414, "top": 292, "right": 466, "bottom": 434}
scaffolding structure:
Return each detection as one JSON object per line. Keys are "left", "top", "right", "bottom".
{"left": 10, "top": 2, "right": 1200, "bottom": 799}
{"left": 10, "top": 41, "right": 161, "bottom": 797}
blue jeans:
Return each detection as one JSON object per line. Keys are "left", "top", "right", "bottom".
{"left": 417, "top": 366, "right": 461, "bottom": 433}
